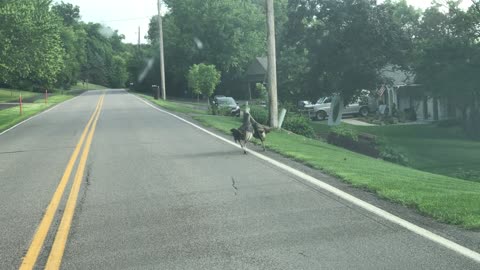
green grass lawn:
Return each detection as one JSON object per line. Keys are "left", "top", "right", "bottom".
{"left": 137, "top": 94, "right": 207, "bottom": 115}
{"left": 0, "top": 88, "right": 37, "bottom": 103}
{"left": 193, "top": 115, "right": 480, "bottom": 229}
{"left": 0, "top": 94, "right": 74, "bottom": 132}
{"left": 312, "top": 122, "right": 480, "bottom": 182}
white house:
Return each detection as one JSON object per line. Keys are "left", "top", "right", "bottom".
{"left": 378, "top": 65, "right": 454, "bottom": 121}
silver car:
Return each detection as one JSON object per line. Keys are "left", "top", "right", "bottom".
{"left": 305, "top": 96, "right": 370, "bottom": 121}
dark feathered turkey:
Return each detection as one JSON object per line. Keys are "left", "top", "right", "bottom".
{"left": 231, "top": 111, "right": 271, "bottom": 153}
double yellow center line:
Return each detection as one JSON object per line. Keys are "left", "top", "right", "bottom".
{"left": 20, "top": 94, "right": 105, "bottom": 270}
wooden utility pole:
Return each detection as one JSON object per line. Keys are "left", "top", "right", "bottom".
{"left": 266, "top": 0, "right": 278, "bottom": 128}
{"left": 157, "top": 0, "right": 166, "bottom": 100}
{"left": 137, "top": 26, "right": 141, "bottom": 50}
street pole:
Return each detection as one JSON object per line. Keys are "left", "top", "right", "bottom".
{"left": 266, "top": 0, "right": 278, "bottom": 128}
{"left": 158, "top": 0, "right": 166, "bottom": 100}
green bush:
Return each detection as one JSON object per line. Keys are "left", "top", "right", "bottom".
{"left": 282, "top": 114, "right": 316, "bottom": 138}
{"left": 208, "top": 106, "right": 232, "bottom": 116}
{"left": 279, "top": 101, "right": 298, "bottom": 113}
{"left": 250, "top": 106, "right": 269, "bottom": 125}
{"left": 330, "top": 125, "right": 359, "bottom": 141}
{"left": 379, "top": 145, "right": 409, "bottom": 166}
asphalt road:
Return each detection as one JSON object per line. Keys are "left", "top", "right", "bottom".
{"left": 0, "top": 89, "right": 478, "bottom": 269}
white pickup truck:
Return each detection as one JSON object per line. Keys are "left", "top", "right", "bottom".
{"left": 304, "top": 96, "right": 370, "bottom": 121}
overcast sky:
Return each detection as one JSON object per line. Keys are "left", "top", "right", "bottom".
{"left": 58, "top": 0, "right": 473, "bottom": 44}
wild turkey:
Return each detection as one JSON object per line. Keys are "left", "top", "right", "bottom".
{"left": 251, "top": 118, "right": 272, "bottom": 151}
{"left": 230, "top": 111, "right": 254, "bottom": 154}
{"left": 231, "top": 111, "right": 272, "bottom": 153}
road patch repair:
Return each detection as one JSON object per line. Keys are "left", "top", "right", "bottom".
{"left": 132, "top": 93, "right": 480, "bottom": 264}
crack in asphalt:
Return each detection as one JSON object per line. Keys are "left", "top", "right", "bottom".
{"left": 0, "top": 146, "right": 75, "bottom": 155}
{"left": 231, "top": 177, "right": 238, "bottom": 196}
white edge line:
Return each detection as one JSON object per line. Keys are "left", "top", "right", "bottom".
{"left": 130, "top": 93, "right": 480, "bottom": 263}
{"left": 0, "top": 92, "right": 85, "bottom": 137}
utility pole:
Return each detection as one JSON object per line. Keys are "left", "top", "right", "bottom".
{"left": 266, "top": 0, "right": 278, "bottom": 128}
{"left": 137, "top": 26, "right": 141, "bottom": 50}
{"left": 157, "top": 0, "right": 166, "bottom": 100}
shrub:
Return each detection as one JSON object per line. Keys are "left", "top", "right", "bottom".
{"left": 282, "top": 114, "right": 316, "bottom": 138}
{"left": 437, "top": 119, "right": 462, "bottom": 128}
{"left": 208, "top": 106, "right": 232, "bottom": 116}
{"left": 279, "top": 101, "right": 298, "bottom": 113}
{"left": 330, "top": 125, "right": 359, "bottom": 141}
{"left": 250, "top": 106, "right": 269, "bottom": 125}
{"left": 404, "top": 108, "right": 417, "bottom": 121}
{"left": 379, "top": 145, "right": 409, "bottom": 166}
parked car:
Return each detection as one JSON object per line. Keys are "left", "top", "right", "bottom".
{"left": 304, "top": 96, "right": 370, "bottom": 121}
{"left": 212, "top": 97, "right": 241, "bottom": 116}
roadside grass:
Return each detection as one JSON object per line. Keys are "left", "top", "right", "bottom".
{"left": 137, "top": 94, "right": 208, "bottom": 115}
{"left": 312, "top": 122, "right": 480, "bottom": 182}
{"left": 0, "top": 94, "right": 74, "bottom": 132}
{"left": 0, "top": 89, "right": 37, "bottom": 103}
{"left": 193, "top": 115, "right": 480, "bottom": 229}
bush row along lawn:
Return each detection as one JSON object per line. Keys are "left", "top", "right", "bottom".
{"left": 312, "top": 122, "right": 480, "bottom": 182}
{"left": 137, "top": 95, "right": 480, "bottom": 229}
{"left": 0, "top": 94, "right": 74, "bottom": 132}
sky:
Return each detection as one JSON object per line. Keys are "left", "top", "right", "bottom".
{"left": 58, "top": 0, "right": 473, "bottom": 45}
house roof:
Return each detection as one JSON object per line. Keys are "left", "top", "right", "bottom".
{"left": 380, "top": 65, "right": 415, "bottom": 86}
{"left": 246, "top": 57, "right": 268, "bottom": 76}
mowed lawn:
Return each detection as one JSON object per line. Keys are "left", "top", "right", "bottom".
{"left": 0, "top": 94, "right": 74, "bottom": 132}
{"left": 312, "top": 122, "right": 480, "bottom": 182}
{"left": 0, "top": 89, "right": 37, "bottom": 103}
{"left": 193, "top": 115, "right": 480, "bottom": 229}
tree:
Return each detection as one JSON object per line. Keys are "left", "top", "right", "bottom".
{"left": 147, "top": 0, "right": 265, "bottom": 97}
{"left": 52, "top": 1, "right": 80, "bottom": 26}
{"left": 109, "top": 55, "right": 128, "bottom": 88}
{"left": 187, "top": 64, "right": 221, "bottom": 103}
{"left": 52, "top": 2, "right": 87, "bottom": 89}
{"left": 286, "top": 0, "right": 411, "bottom": 103}
{"left": 414, "top": 2, "right": 480, "bottom": 137}
{"left": 0, "top": 0, "right": 65, "bottom": 89}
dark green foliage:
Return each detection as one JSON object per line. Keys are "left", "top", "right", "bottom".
{"left": 209, "top": 106, "right": 232, "bottom": 116}
{"left": 283, "top": 114, "right": 315, "bottom": 138}
{"left": 379, "top": 145, "right": 409, "bottom": 166}
{"left": 329, "top": 125, "right": 359, "bottom": 142}
{"left": 286, "top": 0, "right": 412, "bottom": 102}
{"left": 250, "top": 106, "right": 269, "bottom": 125}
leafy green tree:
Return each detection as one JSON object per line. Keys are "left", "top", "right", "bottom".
{"left": 52, "top": 2, "right": 87, "bottom": 89}
{"left": 0, "top": 0, "right": 65, "bottom": 89}
{"left": 414, "top": 2, "right": 480, "bottom": 136}
{"left": 147, "top": 0, "right": 265, "bottom": 96}
{"left": 109, "top": 55, "right": 128, "bottom": 88}
{"left": 52, "top": 1, "right": 80, "bottom": 26}
{"left": 187, "top": 64, "right": 221, "bottom": 103}
{"left": 285, "top": 0, "right": 411, "bottom": 102}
